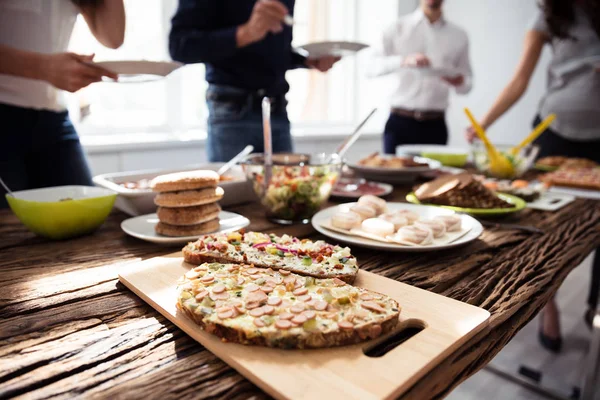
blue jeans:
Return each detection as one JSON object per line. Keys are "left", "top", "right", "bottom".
{"left": 0, "top": 102, "right": 93, "bottom": 208}
{"left": 206, "top": 84, "right": 293, "bottom": 162}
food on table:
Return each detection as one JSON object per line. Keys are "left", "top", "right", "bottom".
{"left": 157, "top": 203, "right": 221, "bottom": 226}
{"left": 176, "top": 262, "right": 400, "bottom": 349}
{"left": 119, "top": 175, "right": 235, "bottom": 191}
{"left": 414, "top": 220, "right": 446, "bottom": 238}
{"left": 248, "top": 165, "right": 339, "bottom": 222}
{"left": 393, "top": 209, "right": 420, "bottom": 224}
{"left": 150, "top": 170, "right": 222, "bottom": 237}
{"left": 350, "top": 204, "right": 377, "bottom": 220}
{"left": 154, "top": 187, "right": 224, "bottom": 208}
{"left": 391, "top": 226, "right": 434, "bottom": 246}
{"left": 156, "top": 219, "right": 221, "bottom": 237}
{"left": 357, "top": 194, "right": 387, "bottom": 214}
{"left": 434, "top": 215, "right": 462, "bottom": 232}
{"left": 477, "top": 176, "right": 547, "bottom": 202}
{"left": 361, "top": 218, "right": 395, "bottom": 237}
{"left": 358, "top": 152, "right": 428, "bottom": 169}
{"left": 536, "top": 156, "right": 597, "bottom": 170}
{"left": 183, "top": 231, "right": 359, "bottom": 283}
{"left": 471, "top": 142, "right": 539, "bottom": 179}
{"left": 414, "top": 173, "right": 513, "bottom": 209}
{"left": 378, "top": 211, "right": 409, "bottom": 230}
{"left": 540, "top": 167, "right": 600, "bottom": 191}
{"left": 332, "top": 178, "right": 389, "bottom": 197}
{"left": 331, "top": 211, "right": 362, "bottom": 230}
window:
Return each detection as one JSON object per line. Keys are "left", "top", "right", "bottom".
{"left": 67, "top": 0, "right": 399, "bottom": 138}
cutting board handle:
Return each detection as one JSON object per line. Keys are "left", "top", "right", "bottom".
{"left": 363, "top": 319, "right": 426, "bottom": 358}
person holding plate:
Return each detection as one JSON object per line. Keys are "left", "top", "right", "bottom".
{"left": 169, "top": 0, "right": 340, "bottom": 162}
{"left": 368, "top": 0, "right": 473, "bottom": 154}
{"left": 465, "top": 0, "right": 600, "bottom": 352}
{"left": 0, "top": 0, "right": 125, "bottom": 208}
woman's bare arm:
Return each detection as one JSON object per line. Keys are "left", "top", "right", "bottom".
{"left": 78, "top": 0, "right": 126, "bottom": 49}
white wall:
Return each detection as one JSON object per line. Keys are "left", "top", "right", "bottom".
{"left": 444, "top": 0, "right": 552, "bottom": 146}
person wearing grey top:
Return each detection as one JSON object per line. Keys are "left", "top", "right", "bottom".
{"left": 466, "top": 0, "right": 600, "bottom": 353}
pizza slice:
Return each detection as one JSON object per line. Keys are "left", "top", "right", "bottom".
{"left": 183, "top": 231, "right": 359, "bottom": 283}
{"left": 177, "top": 262, "right": 400, "bottom": 349}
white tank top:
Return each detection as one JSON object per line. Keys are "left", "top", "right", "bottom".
{"left": 0, "top": 0, "right": 79, "bottom": 111}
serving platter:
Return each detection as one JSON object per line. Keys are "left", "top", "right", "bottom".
{"left": 405, "top": 192, "right": 527, "bottom": 217}
{"left": 347, "top": 158, "right": 442, "bottom": 185}
{"left": 120, "top": 211, "right": 250, "bottom": 245}
{"left": 118, "top": 253, "right": 490, "bottom": 400}
{"left": 312, "top": 202, "right": 483, "bottom": 252}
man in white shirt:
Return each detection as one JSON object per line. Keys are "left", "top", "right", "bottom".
{"left": 369, "top": 0, "right": 472, "bottom": 153}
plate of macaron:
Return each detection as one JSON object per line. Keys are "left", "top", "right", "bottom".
{"left": 120, "top": 170, "right": 250, "bottom": 245}
{"left": 311, "top": 195, "right": 484, "bottom": 252}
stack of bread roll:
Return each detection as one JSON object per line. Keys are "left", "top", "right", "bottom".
{"left": 150, "top": 170, "right": 223, "bottom": 237}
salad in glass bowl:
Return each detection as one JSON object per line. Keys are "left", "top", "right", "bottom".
{"left": 241, "top": 153, "right": 342, "bottom": 224}
{"left": 471, "top": 142, "right": 539, "bottom": 179}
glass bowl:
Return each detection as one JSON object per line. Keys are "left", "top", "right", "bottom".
{"left": 240, "top": 153, "right": 342, "bottom": 224}
{"left": 471, "top": 142, "right": 539, "bottom": 179}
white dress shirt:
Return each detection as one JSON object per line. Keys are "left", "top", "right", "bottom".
{"left": 0, "top": 0, "right": 79, "bottom": 111}
{"left": 368, "top": 8, "right": 473, "bottom": 112}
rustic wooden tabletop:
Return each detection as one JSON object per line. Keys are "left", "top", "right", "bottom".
{"left": 1, "top": 188, "right": 599, "bottom": 399}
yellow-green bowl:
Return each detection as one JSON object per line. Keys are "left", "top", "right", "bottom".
{"left": 405, "top": 192, "right": 526, "bottom": 217}
{"left": 6, "top": 186, "right": 116, "bottom": 240}
{"left": 421, "top": 152, "right": 468, "bottom": 167}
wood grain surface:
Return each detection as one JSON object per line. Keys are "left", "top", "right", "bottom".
{"left": 1, "top": 187, "right": 599, "bottom": 400}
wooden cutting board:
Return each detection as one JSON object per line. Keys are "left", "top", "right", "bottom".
{"left": 119, "top": 253, "right": 490, "bottom": 400}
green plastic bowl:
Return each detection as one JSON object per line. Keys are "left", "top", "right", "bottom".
{"left": 6, "top": 186, "right": 116, "bottom": 240}
{"left": 421, "top": 152, "right": 468, "bottom": 167}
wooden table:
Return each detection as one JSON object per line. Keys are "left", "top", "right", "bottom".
{"left": 1, "top": 189, "right": 599, "bottom": 399}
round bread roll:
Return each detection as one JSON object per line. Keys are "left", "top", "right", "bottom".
{"left": 357, "top": 195, "right": 387, "bottom": 214}
{"left": 157, "top": 202, "right": 221, "bottom": 226}
{"left": 414, "top": 220, "right": 446, "bottom": 238}
{"left": 378, "top": 212, "right": 409, "bottom": 230}
{"left": 434, "top": 215, "right": 462, "bottom": 232}
{"left": 331, "top": 211, "right": 362, "bottom": 230}
{"left": 154, "top": 187, "right": 224, "bottom": 208}
{"left": 350, "top": 204, "right": 376, "bottom": 220}
{"left": 361, "top": 218, "right": 395, "bottom": 237}
{"left": 155, "top": 218, "right": 220, "bottom": 237}
{"left": 151, "top": 170, "right": 219, "bottom": 193}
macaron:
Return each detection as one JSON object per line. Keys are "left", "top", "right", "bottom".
{"left": 154, "top": 187, "right": 224, "bottom": 208}
{"left": 394, "top": 209, "right": 420, "bottom": 224}
{"left": 434, "top": 215, "right": 462, "bottom": 232}
{"left": 350, "top": 204, "right": 377, "bottom": 220}
{"left": 155, "top": 218, "right": 220, "bottom": 237}
{"left": 393, "top": 225, "right": 433, "bottom": 245}
{"left": 157, "top": 202, "right": 221, "bottom": 226}
{"left": 331, "top": 211, "right": 362, "bottom": 230}
{"left": 361, "top": 218, "right": 395, "bottom": 237}
{"left": 414, "top": 220, "right": 446, "bottom": 238}
{"left": 357, "top": 195, "right": 387, "bottom": 215}
{"left": 151, "top": 170, "right": 219, "bottom": 193}
{"left": 378, "top": 212, "right": 409, "bottom": 230}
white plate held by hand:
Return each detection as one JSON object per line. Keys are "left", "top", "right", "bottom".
{"left": 297, "top": 41, "right": 369, "bottom": 58}
{"left": 121, "top": 211, "right": 250, "bottom": 245}
{"left": 93, "top": 60, "right": 183, "bottom": 83}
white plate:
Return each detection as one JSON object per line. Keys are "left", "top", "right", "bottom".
{"left": 296, "top": 41, "right": 369, "bottom": 58}
{"left": 526, "top": 192, "right": 575, "bottom": 211}
{"left": 347, "top": 157, "right": 442, "bottom": 184}
{"left": 396, "top": 145, "right": 469, "bottom": 157}
{"left": 92, "top": 60, "right": 183, "bottom": 83}
{"left": 121, "top": 211, "right": 250, "bottom": 245}
{"left": 401, "top": 66, "right": 462, "bottom": 78}
{"left": 548, "top": 186, "right": 600, "bottom": 200}
{"left": 311, "top": 202, "right": 483, "bottom": 252}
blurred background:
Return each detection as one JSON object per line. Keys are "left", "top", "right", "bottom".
{"left": 68, "top": 0, "right": 551, "bottom": 176}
